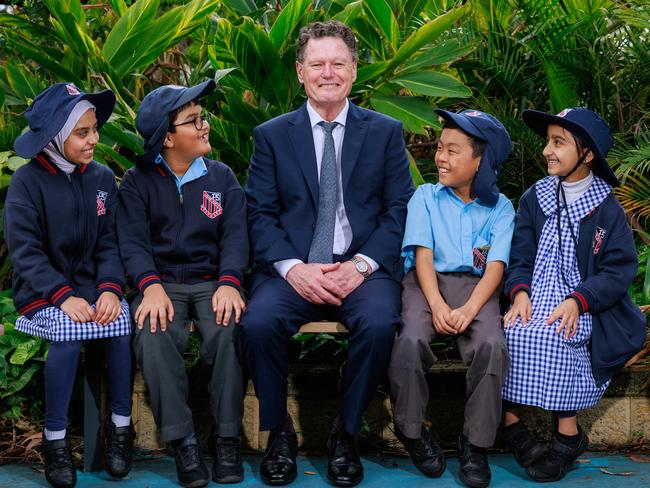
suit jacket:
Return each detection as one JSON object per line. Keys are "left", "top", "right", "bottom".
{"left": 245, "top": 101, "right": 414, "bottom": 290}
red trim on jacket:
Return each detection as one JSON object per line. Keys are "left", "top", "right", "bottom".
{"left": 569, "top": 291, "right": 589, "bottom": 313}
{"left": 138, "top": 274, "right": 161, "bottom": 291}
{"left": 98, "top": 282, "right": 122, "bottom": 294}
{"left": 36, "top": 155, "right": 56, "bottom": 174}
{"left": 509, "top": 283, "right": 530, "bottom": 301}
{"left": 155, "top": 166, "right": 167, "bottom": 177}
{"left": 51, "top": 285, "right": 73, "bottom": 303}
{"left": 18, "top": 299, "right": 49, "bottom": 315}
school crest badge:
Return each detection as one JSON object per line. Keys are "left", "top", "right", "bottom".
{"left": 592, "top": 226, "right": 606, "bottom": 255}
{"left": 472, "top": 245, "right": 490, "bottom": 270}
{"left": 66, "top": 83, "right": 81, "bottom": 96}
{"left": 200, "top": 191, "right": 222, "bottom": 219}
{"left": 96, "top": 190, "right": 107, "bottom": 216}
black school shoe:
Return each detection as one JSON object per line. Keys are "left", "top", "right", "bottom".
{"left": 171, "top": 435, "right": 210, "bottom": 488}
{"left": 209, "top": 431, "right": 244, "bottom": 484}
{"left": 260, "top": 430, "right": 298, "bottom": 485}
{"left": 503, "top": 421, "right": 547, "bottom": 468}
{"left": 395, "top": 425, "right": 446, "bottom": 478}
{"left": 526, "top": 426, "right": 588, "bottom": 482}
{"left": 458, "top": 434, "right": 491, "bottom": 488}
{"left": 326, "top": 419, "right": 364, "bottom": 487}
{"left": 104, "top": 421, "right": 135, "bottom": 478}
{"left": 42, "top": 433, "right": 77, "bottom": 488}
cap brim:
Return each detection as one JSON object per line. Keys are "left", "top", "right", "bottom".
{"left": 14, "top": 89, "right": 116, "bottom": 159}
{"left": 171, "top": 80, "right": 216, "bottom": 111}
{"left": 135, "top": 120, "right": 169, "bottom": 165}
{"left": 523, "top": 109, "right": 619, "bottom": 187}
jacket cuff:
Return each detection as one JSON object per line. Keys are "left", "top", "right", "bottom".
{"left": 137, "top": 273, "right": 162, "bottom": 292}
{"left": 217, "top": 272, "right": 242, "bottom": 291}
{"left": 97, "top": 280, "right": 124, "bottom": 299}
{"left": 50, "top": 284, "right": 75, "bottom": 307}
{"left": 509, "top": 283, "right": 531, "bottom": 301}
{"left": 567, "top": 291, "right": 589, "bottom": 314}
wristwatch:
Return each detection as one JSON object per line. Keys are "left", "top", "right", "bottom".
{"left": 351, "top": 256, "right": 371, "bottom": 279}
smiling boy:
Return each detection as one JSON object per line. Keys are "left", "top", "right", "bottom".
{"left": 117, "top": 81, "right": 248, "bottom": 487}
{"left": 387, "top": 109, "right": 515, "bottom": 488}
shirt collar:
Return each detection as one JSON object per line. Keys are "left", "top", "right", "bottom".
{"left": 155, "top": 154, "right": 207, "bottom": 183}
{"left": 306, "top": 99, "right": 349, "bottom": 129}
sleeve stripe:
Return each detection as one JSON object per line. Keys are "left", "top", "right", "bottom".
{"left": 509, "top": 283, "right": 530, "bottom": 300}
{"left": 98, "top": 282, "right": 122, "bottom": 293}
{"left": 138, "top": 274, "right": 160, "bottom": 290}
{"left": 51, "top": 285, "right": 73, "bottom": 303}
{"left": 570, "top": 291, "right": 588, "bottom": 312}
{"left": 218, "top": 275, "right": 241, "bottom": 286}
{"left": 18, "top": 299, "right": 49, "bottom": 315}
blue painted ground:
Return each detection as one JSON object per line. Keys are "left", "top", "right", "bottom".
{"left": 2, "top": 452, "right": 649, "bottom": 487}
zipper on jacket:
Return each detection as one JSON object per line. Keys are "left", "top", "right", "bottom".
{"left": 174, "top": 186, "right": 186, "bottom": 282}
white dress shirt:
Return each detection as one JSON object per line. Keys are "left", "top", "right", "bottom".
{"left": 274, "top": 99, "right": 378, "bottom": 279}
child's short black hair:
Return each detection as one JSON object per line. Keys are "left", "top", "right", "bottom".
{"left": 442, "top": 119, "right": 486, "bottom": 158}
{"left": 168, "top": 100, "right": 199, "bottom": 132}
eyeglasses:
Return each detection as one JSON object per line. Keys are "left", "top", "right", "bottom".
{"left": 171, "top": 112, "right": 211, "bottom": 131}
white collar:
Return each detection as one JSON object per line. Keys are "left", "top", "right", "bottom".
{"left": 306, "top": 99, "right": 349, "bottom": 129}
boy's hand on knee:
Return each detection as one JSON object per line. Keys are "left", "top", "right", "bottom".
{"left": 546, "top": 299, "right": 579, "bottom": 339}
{"left": 430, "top": 300, "right": 456, "bottom": 335}
{"left": 212, "top": 286, "right": 246, "bottom": 326}
{"left": 135, "top": 284, "right": 174, "bottom": 333}
{"left": 503, "top": 291, "right": 532, "bottom": 329}
{"left": 60, "top": 296, "right": 95, "bottom": 323}
{"left": 95, "top": 291, "right": 121, "bottom": 325}
{"left": 449, "top": 303, "right": 478, "bottom": 334}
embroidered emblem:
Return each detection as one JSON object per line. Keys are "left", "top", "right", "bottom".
{"left": 96, "top": 190, "right": 108, "bottom": 216}
{"left": 472, "top": 245, "right": 490, "bottom": 270}
{"left": 465, "top": 111, "right": 483, "bottom": 117}
{"left": 592, "top": 226, "right": 606, "bottom": 255}
{"left": 66, "top": 83, "right": 81, "bottom": 96}
{"left": 200, "top": 191, "right": 222, "bottom": 219}
{"left": 557, "top": 108, "right": 572, "bottom": 118}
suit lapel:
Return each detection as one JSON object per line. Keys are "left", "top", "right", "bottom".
{"left": 288, "top": 105, "right": 319, "bottom": 206}
{"left": 341, "top": 102, "right": 368, "bottom": 191}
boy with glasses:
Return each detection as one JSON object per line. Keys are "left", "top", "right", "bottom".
{"left": 117, "top": 81, "right": 248, "bottom": 487}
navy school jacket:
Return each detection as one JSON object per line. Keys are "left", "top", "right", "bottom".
{"left": 4, "top": 155, "right": 125, "bottom": 317}
{"left": 505, "top": 184, "right": 646, "bottom": 385}
{"left": 116, "top": 158, "right": 248, "bottom": 293}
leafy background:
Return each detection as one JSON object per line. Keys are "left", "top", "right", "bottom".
{"left": 0, "top": 0, "right": 647, "bottom": 453}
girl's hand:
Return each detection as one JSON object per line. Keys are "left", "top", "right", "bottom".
{"left": 95, "top": 292, "right": 121, "bottom": 325}
{"left": 546, "top": 299, "right": 580, "bottom": 339}
{"left": 60, "top": 296, "right": 95, "bottom": 323}
{"left": 503, "top": 291, "right": 532, "bottom": 329}
{"left": 212, "top": 286, "right": 246, "bottom": 326}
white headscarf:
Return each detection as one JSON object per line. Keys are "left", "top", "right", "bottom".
{"left": 42, "top": 100, "right": 96, "bottom": 174}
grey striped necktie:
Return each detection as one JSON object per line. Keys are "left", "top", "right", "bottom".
{"left": 308, "top": 121, "right": 338, "bottom": 263}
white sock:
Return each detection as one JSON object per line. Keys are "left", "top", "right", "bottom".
{"left": 111, "top": 412, "right": 131, "bottom": 428}
{"left": 44, "top": 428, "right": 66, "bottom": 441}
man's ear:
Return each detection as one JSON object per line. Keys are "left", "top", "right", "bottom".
{"left": 296, "top": 61, "right": 304, "bottom": 84}
{"left": 162, "top": 132, "right": 174, "bottom": 149}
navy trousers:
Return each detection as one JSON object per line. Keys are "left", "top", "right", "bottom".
{"left": 241, "top": 273, "right": 401, "bottom": 434}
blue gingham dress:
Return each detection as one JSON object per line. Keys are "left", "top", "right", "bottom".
{"left": 15, "top": 299, "right": 131, "bottom": 342}
{"left": 502, "top": 176, "right": 611, "bottom": 411}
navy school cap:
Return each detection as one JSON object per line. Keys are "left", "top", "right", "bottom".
{"left": 434, "top": 109, "right": 512, "bottom": 206}
{"left": 14, "top": 83, "right": 116, "bottom": 159}
{"left": 522, "top": 107, "right": 618, "bottom": 187}
{"left": 135, "top": 80, "right": 216, "bottom": 165}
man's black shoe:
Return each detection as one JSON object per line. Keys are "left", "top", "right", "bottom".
{"left": 43, "top": 433, "right": 76, "bottom": 488}
{"left": 526, "top": 426, "right": 588, "bottom": 482}
{"left": 395, "top": 425, "right": 446, "bottom": 478}
{"left": 209, "top": 432, "right": 244, "bottom": 484}
{"left": 503, "top": 421, "right": 546, "bottom": 468}
{"left": 327, "top": 419, "right": 363, "bottom": 487}
{"left": 171, "top": 435, "right": 210, "bottom": 488}
{"left": 104, "top": 421, "right": 134, "bottom": 478}
{"left": 260, "top": 431, "right": 298, "bottom": 485}
{"left": 458, "top": 434, "right": 491, "bottom": 488}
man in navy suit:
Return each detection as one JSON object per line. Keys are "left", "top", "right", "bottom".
{"left": 242, "top": 20, "right": 414, "bottom": 487}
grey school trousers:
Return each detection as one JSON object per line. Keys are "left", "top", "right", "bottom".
{"left": 132, "top": 281, "right": 244, "bottom": 442}
{"left": 387, "top": 271, "right": 510, "bottom": 448}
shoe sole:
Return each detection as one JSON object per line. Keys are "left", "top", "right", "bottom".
{"left": 213, "top": 473, "right": 244, "bottom": 484}
{"left": 326, "top": 473, "right": 364, "bottom": 487}
{"left": 459, "top": 471, "right": 490, "bottom": 488}
{"left": 260, "top": 472, "right": 298, "bottom": 486}
{"left": 180, "top": 479, "right": 210, "bottom": 488}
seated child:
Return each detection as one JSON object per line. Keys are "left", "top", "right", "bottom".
{"left": 502, "top": 107, "right": 646, "bottom": 482}
{"left": 388, "top": 109, "right": 515, "bottom": 488}
{"left": 6, "top": 83, "right": 133, "bottom": 488}
{"left": 117, "top": 81, "right": 249, "bottom": 487}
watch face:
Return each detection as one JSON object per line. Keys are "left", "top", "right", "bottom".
{"left": 356, "top": 261, "right": 369, "bottom": 273}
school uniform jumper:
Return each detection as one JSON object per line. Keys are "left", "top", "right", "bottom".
{"left": 117, "top": 156, "right": 248, "bottom": 442}
{"left": 3, "top": 154, "right": 131, "bottom": 430}
{"left": 503, "top": 175, "right": 638, "bottom": 410}
{"left": 387, "top": 183, "right": 514, "bottom": 448}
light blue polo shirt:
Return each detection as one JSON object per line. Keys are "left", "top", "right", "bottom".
{"left": 402, "top": 183, "right": 515, "bottom": 276}
{"left": 155, "top": 154, "right": 207, "bottom": 193}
